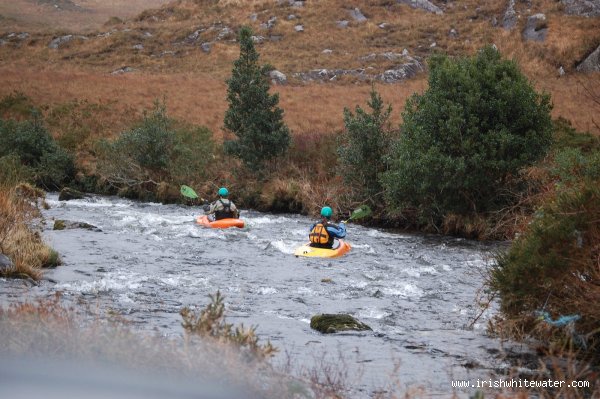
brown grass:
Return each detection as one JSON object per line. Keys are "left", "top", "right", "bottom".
{"left": 0, "top": 182, "right": 57, "bottom": 280}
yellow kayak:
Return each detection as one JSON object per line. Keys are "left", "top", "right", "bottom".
{"left": 294, "top": 240, "right": 351, "bottom": 258}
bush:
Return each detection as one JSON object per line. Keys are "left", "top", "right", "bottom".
{"left": 96, "top": 102, "right": 213, "bottom": 199}
{"left": 382, "top": 46, "right": 553, "bottom": 224}
{"left": 490, "top": 146, "right": 600, "bottom": 353}
{"left": 338, "top": 87, "right": 392, "bottom": 205}
{"left": 0, "top": 113, "right": 75, "bottom": 189}
{"left": 224, "top": 26, "right": 290, "bottom": 173}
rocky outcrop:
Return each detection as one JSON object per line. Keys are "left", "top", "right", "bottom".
{"left": 397, "top": 0, "right": 443, "bottom": 15}
{"left": 502, "top": 0, "right": 517, "bottom": 30}
{"left": 58, "top": 187, "right": 84, "bottom": 201}
{"left": 0, "top": 253, "right": 14, "bottom": 273}
{"left": 295, "top": 51, "right": 423, "bottom": 83}
{"left": 48, "top": 35, "right": 87, "bottom": 49}
{"left": 576, "top": 45, "right": 600, "bottom": 72}
{"left": 310, "top": 314, "right": 372, "bottom": 334}
{"left": 561, "top": 0, "right": 600, "bottom": 17}
{"left": 522, "top": 14, "right": 548, "bottom": 42}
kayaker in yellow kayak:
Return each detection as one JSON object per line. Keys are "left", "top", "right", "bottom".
{"left": 308, "top": 206, "right": 346, "bottom": 249}
{"left": 203, "top": 187, "right": 239, "bottom": 221}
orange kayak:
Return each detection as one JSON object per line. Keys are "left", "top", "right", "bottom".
{"left": 196, "top": 215, "right": 245, "bottom": 229}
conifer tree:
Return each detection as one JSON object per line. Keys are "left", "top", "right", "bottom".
{"left": 224, "top": 26, "right": 290, "bottom": 172}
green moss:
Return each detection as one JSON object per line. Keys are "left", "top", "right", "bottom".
{"left": 310, "top": 314, "right": 372, "bottom": 334}
{"left": 53, "top": 220, "right": 66, "bottom": 230}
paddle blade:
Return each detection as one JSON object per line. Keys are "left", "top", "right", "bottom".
{"left": 349, "top": 205, "right": 372, "bottom": 221}
{"left": 180, "top": 185, "right": 198, "bottom": 199}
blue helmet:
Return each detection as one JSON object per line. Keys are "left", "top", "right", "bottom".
{"left": 218, "top": 187, "right": 229, "bottom": 197}
{"left": 321, "top": 206, "right": 333, "bottom": 218}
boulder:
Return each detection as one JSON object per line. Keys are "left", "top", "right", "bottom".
{"left": 349, "top": 8, "right": 367, "bottom": 22}
{"left": 132, "top": 44, "right": 144, "bottom": 50}
{"left": 111, "top": 66, "right": 135, "bottom": 75}
{"left": 0, "top": 253, "right": 14, "bottom": 273}
{"left": 310, "top": 314, "right": 372, "bottom": 334}
{"left": 269, "top": 70, "right": 287, "bottom": 85}
{"left": 561, "top": 0, "right": 600, "bottom": 17}
{"left": 294, "top": 24, "right": 304, "bottom": 32}
{"left": 576, "top": 45, "right": 600, "bottom": 73}
{"left": 53, "top": 220, "right": 101, "bottom": 232}
{"left": 522, "top": 13, "right": 548, "bottom": 42}
{"left": 336, "top": 20, "right": 349, "bottom": 29}
{"left": 397, "top": 0, "right": 443, "bottom": 15}
{"left": 58, "top": 187, "right": 84, "bottom": 201}
{"left": 201, "top": 42, "right": 212, "bottom": 53}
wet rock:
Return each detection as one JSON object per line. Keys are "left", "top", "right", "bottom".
{"left": 58, "top": 187, "right": 84, "bottom": 201}
{"left": 310, "top": 314, "right": 372, "bottom": 334}
{"left": 502, "top": 0, "right": 517, "bottom": 30}
{"left": 561, "top": 0, "right": 600, "bottom": 17}
{"left": 576, "top": 45, "right": 600, "bottom": 73}
{"left": 53, "top": 220, "right": 101, "bottom": 231}
{"left": 349, "top": 7, "right": 367, "bottom": 22}
{"left": 269, "top": 70, "right": 287, "bottom": 85}
{"left": 336, "top": 20, "right": 349, "bottom": 29}
{"left": 397, "top": 0, "right": 444, "bottom": 15}
{"left": 0, "top": 253, "right": 14, "bottom": 273}
{"left": 522, "top": 13, "right": 548, "bottom": 42}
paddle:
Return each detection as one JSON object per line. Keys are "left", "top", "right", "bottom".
{"left": 342, "top": 204, "right": 372, "bottom": 223}
{"left": 180, "top": 185, "right": 198, "bottom": 199}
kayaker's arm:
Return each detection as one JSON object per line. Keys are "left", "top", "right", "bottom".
{"left": 327, "top": 222, "right": 346, "bottom": 239}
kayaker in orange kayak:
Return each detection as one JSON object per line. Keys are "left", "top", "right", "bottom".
{"left": 308, "top": 206, "right": 346, "bottom": 249}
{"left": 203, "top": 187, "right": 239, "bottom": 221}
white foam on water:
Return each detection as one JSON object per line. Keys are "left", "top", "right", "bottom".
{"left": 57, "top": 274, "right": 144, "bottom": 294}
{"left": 269, "top": 240, "right": 299, "bottom": 255}
{"left": 383, "top": 282, "right": 424, "bottom": 298}
{"left": 258, "top": 287, "right": 278, "bottom": 295}
{"left": 418, "top": 266, "right": 439, "bottom": 275}
{"left": 297, "top": 286, "right": 315, "bottom": 296}
{"left": 357, "top": 307, "right": 390, "bottom": 319}
{"left": 348, "top": 280, "right": 369, "bottom": 289}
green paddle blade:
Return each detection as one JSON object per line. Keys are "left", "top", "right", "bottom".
{"left": 180, "top": 185, "right": 198, "bottom": 199}
{"left": 349, "top": 205, "right": 372, "bottom": 221}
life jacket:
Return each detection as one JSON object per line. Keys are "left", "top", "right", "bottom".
{"left": 309, "top": 222, "right": 335, "bottom": 248}
{"left": 214, "top": 199, "right": 235, "bottom": 220}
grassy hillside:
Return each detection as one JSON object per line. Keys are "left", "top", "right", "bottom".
{"left": 0, "top": 0, "right": 598, "bottom": 139}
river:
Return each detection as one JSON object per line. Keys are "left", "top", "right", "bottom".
{"left": 1, "top": 193, "right": 521, "bottom": 397}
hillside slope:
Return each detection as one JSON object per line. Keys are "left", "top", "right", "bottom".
{"left": 0, "top": 0, "right": 598, "bottom": 136}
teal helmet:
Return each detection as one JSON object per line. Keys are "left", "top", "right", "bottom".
{"left": 218, "top": 187, "right": 229, "bottom": 197}
{"left": 320, "top": 206, "right": 333, "bottom": 218}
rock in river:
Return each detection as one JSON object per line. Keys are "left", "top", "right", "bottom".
{"left": 310, "top": 314, "right": 372, "bottom": 334}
